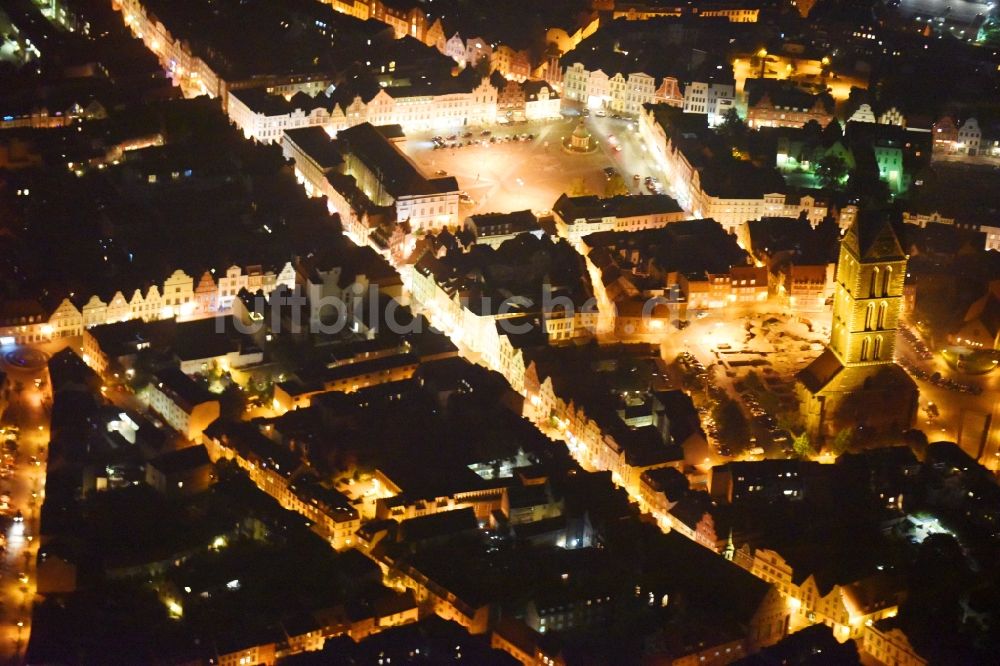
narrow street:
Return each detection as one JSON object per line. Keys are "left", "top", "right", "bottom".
{"left": 0, "top": 345, "right": 51, "bottom": 665}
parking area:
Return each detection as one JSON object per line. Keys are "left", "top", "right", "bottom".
{"left": 397, "top": 112, "right": 670, "bottom": 218}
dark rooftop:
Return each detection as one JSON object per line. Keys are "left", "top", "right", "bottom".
{"left": 147, "top": 445, "right": 211, "bottom": 475}
{"left": 336, "top": 123, "right": 459, "bottom": 198}
{"left": 283, "top": 127, "right": 345, "bottom": 171}
{"left": 553, "top": 193, "right": 684, "bottom": 223}
{"left": 153, "top": 367, "right": 216, "bottom": 411}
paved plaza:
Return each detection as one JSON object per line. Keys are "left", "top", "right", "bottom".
{"left": 398, "top": 113, "right": 669, "bottom": 218}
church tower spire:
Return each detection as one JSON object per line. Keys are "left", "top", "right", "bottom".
{"left": 829, "top": 214, "right": 907, "bottom": 367}
{"left": 723, "top": 529, "right": 735, "bottom": 561}
{"left": 796, "top": 210, "right": 919, "bottom": 442}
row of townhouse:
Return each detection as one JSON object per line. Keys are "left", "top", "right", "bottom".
{"left": 901, "top": 209, "right": 1000, "bottom": 252}
{"left": 561, "top": 66, "right": 658, "bottom": 118}
{"left": 561, "top": 63, "right": 734, "bottom": 123}
{"left": 551, "top": 193, "right": 687, "bottom": 245}
{"left": 404, "top": 258, "right": 529, "bottom": 376}
{"left": 520, "top": 363, "right": 684, "bottom": 506}
{"left": 931, "top": 116, "right": 982, "bottom": 156}
{"left": 494, "top": 77, "right": 563, "bottom": 122}
{"left": 404, "top": 263, "right": 695, "bottom": 536}
{"left": 607, "top": 0, "right": 761, "bottom": 23}
{"left": 113, "top": 0, "right": 491, "bottom": 130}
{"left": 114, "top": 0, "right": 224, "bottom": 98}
{"left": 203, "top": 421, "right": 363, "bottom": 550}
{"left": 404, "top": 253, "right": 599, "bottom": 377}
{"left": 363, "top": 77, "right": 499, "bottom": 131}
{"left": 388, "top": 560, "right": 492, "bottom": 634}
{"left": 141, "top": 367, "right": 220, "bottom": 442}
{"left": 0, "top": 263, "right": 296, "bottom": 345}
{"left": 230, "top": 75, "right": 500, "bottom": 143}
{"left": 398, "top": 251, "right": 696, "bottom": 513}
{"left": 681, "top": 266, "right": 770, "bottom": 310}
{"left": 375, "top": 487, "right": 509, "bottom": 523}
{"left": 316, "top": 1, "right": 536, "bottom": 82}
{"left": 747, "top": 547, "right": 925, "bottom": 661}
{"left": 638, "top": 104, "right": 835, "bottom": 231}
{"left": 227, "top": 89, "right": 335, "bottom": 144}
{"left": 115, "top": 0, "right": 431, "bottom": 102}
{"left": 235, "top": 71, "right": 563, "bottom": 144}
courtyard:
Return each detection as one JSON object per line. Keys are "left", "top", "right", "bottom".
{"left": 397, "top": 112, "right": 671, "bottom": 218}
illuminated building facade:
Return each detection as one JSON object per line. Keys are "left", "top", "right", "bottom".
{"left": 797, "top": 214, "right": 918, "bottom": 440}
{"left": 0, "top": 263, "right": 296, "bottom": 345}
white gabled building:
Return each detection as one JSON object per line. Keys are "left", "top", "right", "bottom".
{"left": 563, "top": 62, "right": 730, "bottom": 122}
{"left": 957, "top": 117, "right": 981, "bottom": 155}
{"left": 363, "top": 76, "right": 498, "bottom": 131}
{"left": 681, "top": 80, "right": 735, "bottom": 126}
{"left": 0, "top": 262, "right": 296, "bottom": 345}
{"left": 444, "top": 33, "right": 467, "bottom": 65}
{"left": 227, "top": 89, "right": 333, "bottom": 144}
{"left": 563, "top": 62, "right": 656, "bottom": 116}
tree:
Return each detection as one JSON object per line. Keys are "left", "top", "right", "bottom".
{"left": 218, "top": 384, "right": 247, "bottom": 420}
{"left": 717, "top": 108, "right": 749, "bottom": 152}
{"left": 846, "top": 170, "right": 891, "bottom": 207}
{"left": 792, "top": 431, "right": 815, "bottom": 459}
{"left": 801, "top": 119, "right": 824, "bottom": 143}
{"left": 718, "top": 108, "right": 746, "bottom": 136}
{"left": 900, "top": 533, "right": 970, "bottom": 654}
{"left": 828, "top": 427, "right": 853, "bottom": 457}
{"left": 822, "top": 119, "right": 843, "bottom": 145}
{"left": 815, "top": 153, "right": 848, "bottom": 188}
{"left": 903, "top": 428, "right": 929, "bottom": 460}
{"left": 714, "top": 398, "right": 751, "bottom": 454}
{"left": 472, "top": 57, "right": 491, "bottom": 79}
{"left": 604, "top": 173, "right": 629, "bottom": 197}
{"left": 568, "top": 177, "right": 590, "bottom": 197}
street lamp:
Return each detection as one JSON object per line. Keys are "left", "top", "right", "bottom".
{"left": 758, "top": 48, "right": 768, "bottom": 79}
